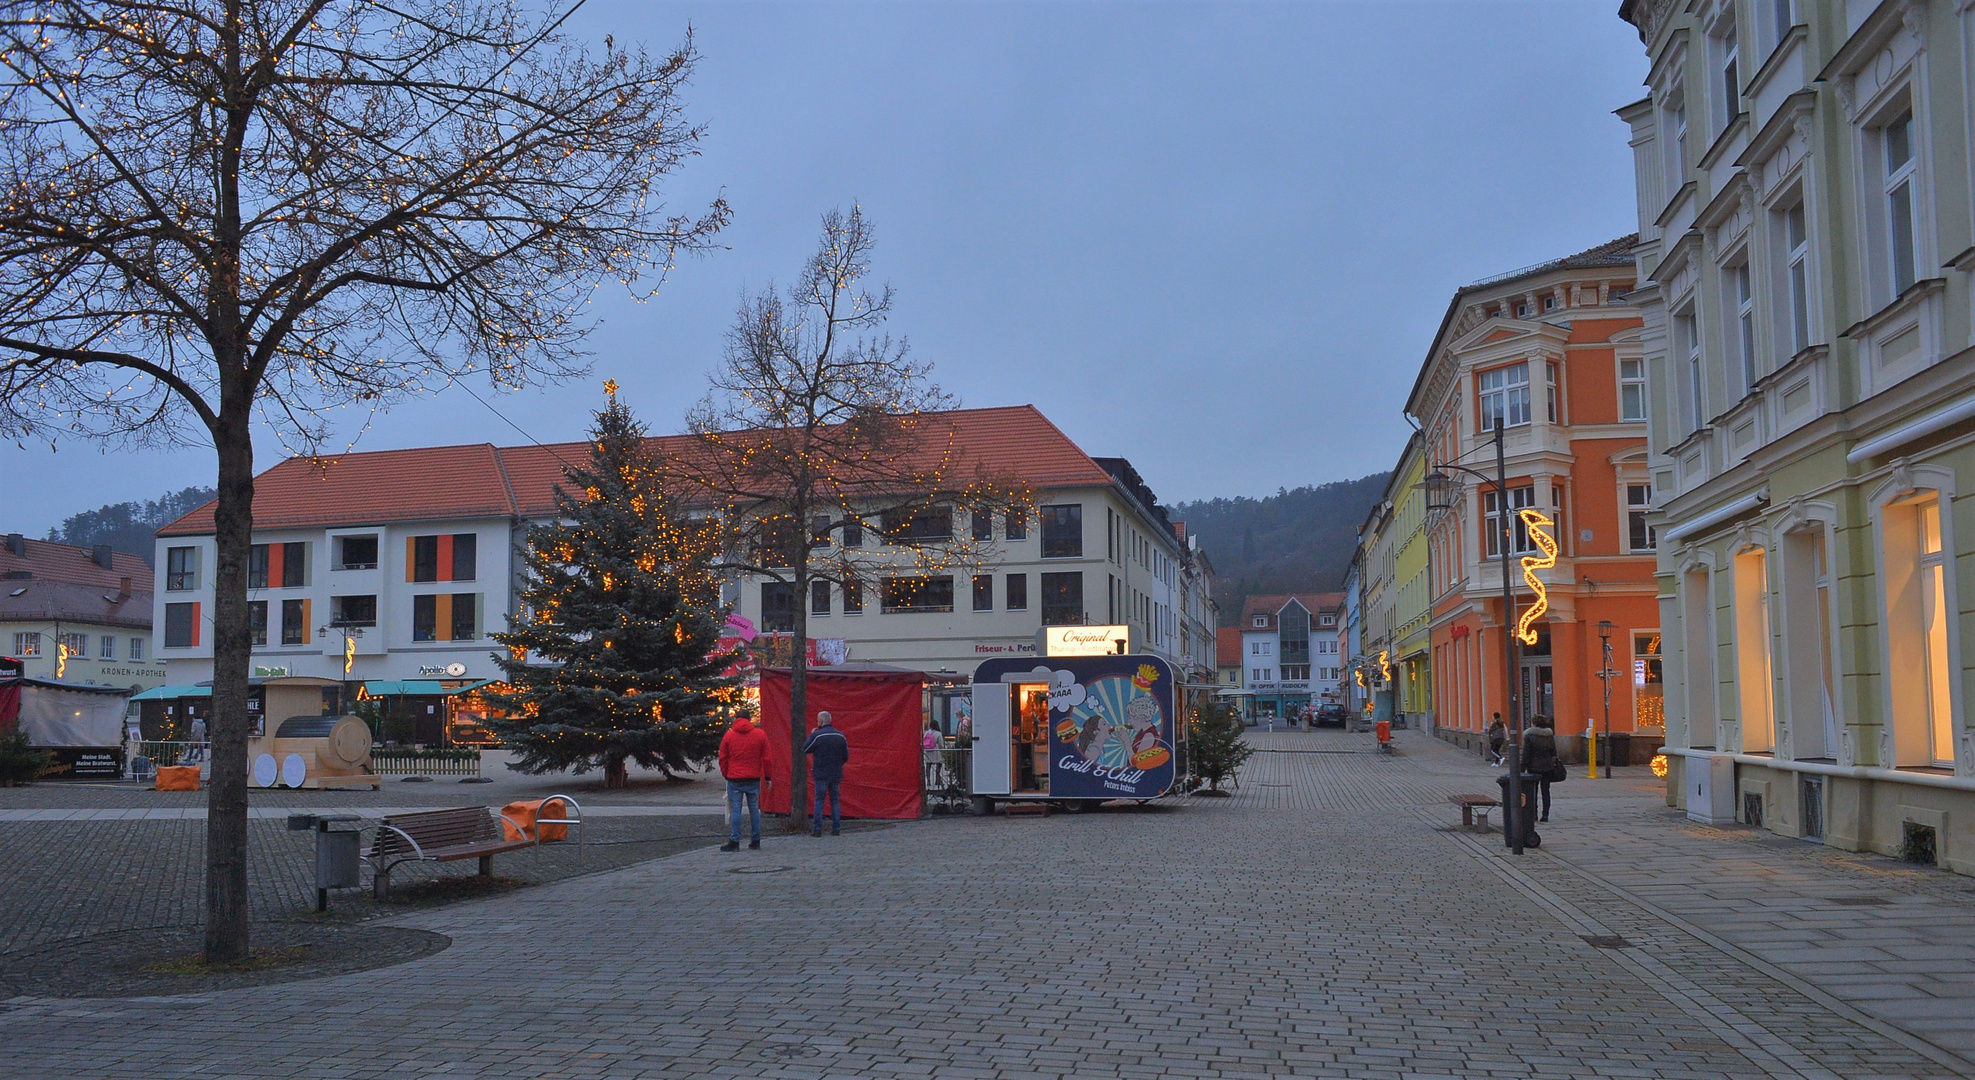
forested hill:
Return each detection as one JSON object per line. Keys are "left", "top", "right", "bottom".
{"left": 46, "top": 486, "right": 215, "bottom": 566}
{"left": 1169, "top": 472, "right": 1391, "bottom": 625}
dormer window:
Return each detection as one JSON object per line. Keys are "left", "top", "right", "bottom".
{"left": 1252, "top": 616, "right": 1266, "bottom": 628}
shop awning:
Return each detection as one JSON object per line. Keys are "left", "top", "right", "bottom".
{"left": 360, "top": 680, "right": 447, "bottom": 696}
{"left": 130, "top": 685, "right": 213, "bottom": 701}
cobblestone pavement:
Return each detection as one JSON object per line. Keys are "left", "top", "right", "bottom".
{"left": 7, "top": 727, "right": 1975, "bottom": 1077}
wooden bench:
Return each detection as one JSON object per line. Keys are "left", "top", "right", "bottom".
{"left": 368, "top": 806, "right": 536, "bottom": 898}
{"left": 1450, "top": 793, "right": 1500, "bottom": 831}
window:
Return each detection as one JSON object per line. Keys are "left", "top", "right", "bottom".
{"left": 1282, "top": 665, "right": 1310, "bottom": 681}
{"left": 1733, "top": 546, "right": 1775, "bottom": 752}
{"left": 1682, "top": 568, "right": 1719, "bottom": 747}
{"left": 335, "top": 534, "right": 379, "bottom": 570}
{"left": 99, "top": 634, "right": 114, "bottom": 659}
{"left": 1679, "top": 310, "right": 1704, "bottom": 433}
{"left": 1634, "top": 631, "right": 1664, "bottom": 730}
{"left": 57, "top": 632, "right": 87, "bottom": 660}
{"left": 1040, "top": 505, "right": 1083, "bottom": 559}
{"left": 1783, "top": 202, "right": 1811, "bottom": 356}
{"left": 1005, "top": 573, "right": 1027, "bottom": 611}
{"left": 843, "top": 578, "right": 863, "bottom": 615}
{"left": 1320, "top": 613, "right": 1335, "bottom": 627}
{"left": 331, "top": 594, "right": 377, "bottom": 627}
{"left": 812, "top": 579, "right": 831, "bottom": 616}
{"left": 880, "top": 506, "right": 952, "bottom": 546}
{"left": 165, "top": 546, "right": 198, "bottom": 591}
{"left": 248, "top": 541, "right": 306, "bottom": 589}
{"left": 1781, "top": 527, "right": 1837, "bottom": 759}
{"left": 1672, "top": 101, "right": 1690, "bottom": 175}
{"left": 973, "top": 574, "right": 993, "bottom": 612}
{"left": 1733, "top": 262, "right": 1756, "bottom": 394}
{"left": 1483, "top": 487, "right": 1538, "bottom": 557}
{"left": 11, "top": 631, "right": 39, "bottom": 656}
{"left": 1040, "top": 571, "right": 1083, "bottom": 625}
{"left": 1477, "top": 362, "right": 1530, "bottom": 430}
{"left": 760, "top": 583, "right": 793, "bottom": 633}
{"left": 411, "top": 594, "right": 474, "bottom": 641}
{"left": 1005, "top": 509, "right": 1027, "bottom": 541}
{"left": 881, "top": 576, "right": 955, "bottom": 614}
{"left": 408, "top": 534, "right": 476, "bottom": 582}
{"left": 128, "top": 637, "right": 144, "bottom": 661}
{"left": 1771, "top": 0, "right": 1792, "bottom": 46}
{"left": 812, "top": 516, "right": 833, "bottom": 549}
{"left": 1716, "top": 16, "right": 1740, "bottom": 127}
{"left": 1620, "top": 358, "right": 1648, "bottom": 421}
{"left": 451, "top": 593, "right": 477, "bottom": 641}
{"left": 842, "top": 520, "right": 863, "bottom": 549}
{"left": 1918, "top": 498, "right": 1954, "bottom": 765}
{"left": 248, "top": 600, "right": 268, "bottom": 646}
{"left": 1627, "top": 485, "right": 1657, "bottom": 552}
{"left": 1252, "top": 616, "right": 1266, "bottom": 628}
{"left": 163, "top": 602, "right": 199, "bottom": 648}
{"left": 1545, "top": 362, "right": 1559, "bottom": 423}
{"left": 1542, "top": 294, "right": 1557, "bottom": 312}
{"left": 1513, "top": 301, "right": 1530, "bottom": 318}
{"left": 281, "top": 598, "right": 308, "bottom": 646}
{"left": 1883, "top": 108, "right": 1918, "bottom": 296}
{"left": 972, "top": 510, "right": 993, "bottom": 542}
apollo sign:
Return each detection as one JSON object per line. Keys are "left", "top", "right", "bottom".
{"left": 1041, "top": 625, "right": 1133, "bottom": 658}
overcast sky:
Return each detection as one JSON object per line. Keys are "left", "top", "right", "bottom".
{"left": 3, "top": 1, "right": 1647, "bottom": 537}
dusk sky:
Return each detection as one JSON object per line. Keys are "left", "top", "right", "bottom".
{"left": 3, "top": 1, "right": 1646, "bottom": 537}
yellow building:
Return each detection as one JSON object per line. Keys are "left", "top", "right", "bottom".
{"left": 1389, "top": 437, "right": 1434, "bottom": 725}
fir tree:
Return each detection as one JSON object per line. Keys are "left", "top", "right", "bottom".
{"left": 490, "top": 392, "right": 739, "bottom": 787}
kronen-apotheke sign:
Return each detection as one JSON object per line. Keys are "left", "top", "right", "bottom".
{"left": 1040, "top": 625, "right": 1132, "bottom": 657}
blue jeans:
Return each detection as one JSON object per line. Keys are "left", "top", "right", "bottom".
{"left": 727, "top": 780, "right": 762, "bottom": 843}
{"left": 812, "top": 778, "right": 842, "bottom": 832}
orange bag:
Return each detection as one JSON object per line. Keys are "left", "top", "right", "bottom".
{"left": 501, "top": 797, "right": 571, "bottom": 842}
{"left": 155, "top": 766, "right": 200, "bottom": 791}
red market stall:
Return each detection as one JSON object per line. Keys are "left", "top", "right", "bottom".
{"left": 757, "top": 664, "right": 926, "bottom": 820}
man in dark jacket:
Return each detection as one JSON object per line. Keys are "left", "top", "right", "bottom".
{"left": 803, "top": 710, "right": 850, "bottom": 837}
{"left": 719, "top": 712, "right": 770, "bottom": 851}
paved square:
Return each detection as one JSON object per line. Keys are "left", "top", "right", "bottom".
{"left": 4, "top": 729, "right": 1974, "bottom": 1078}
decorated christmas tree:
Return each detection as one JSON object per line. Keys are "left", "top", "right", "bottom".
{"left": 489, "top": 390, "right": 739, "bottom": 786}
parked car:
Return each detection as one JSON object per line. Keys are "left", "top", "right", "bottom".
{"left": 1315, "top": 703, "right": 1348, "bottom": 728}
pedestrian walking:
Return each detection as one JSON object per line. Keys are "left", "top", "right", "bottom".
{"left": 1485, "top": 714, "right": 1507, "bottom": 767}
{"left": 188, "top": 715, "right": 207, "bottom": 763}
{"left": 1521, "top": 714, "right": 1562, "bottom": 822}
{"left": 922, "top": 721, "right": 941, "bottom": 750}
{"left": 804, "top": 710, "right": 851, "bottom": 837}
{"left": 718, "top": 711, "right": 769, "bottom": 851}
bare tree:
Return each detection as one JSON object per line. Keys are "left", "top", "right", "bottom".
{"left": 682, "top": 206, "right": 1025, "bottom": 831}
{"left": 0, "top": 0, "right": 726, "bottom": 961}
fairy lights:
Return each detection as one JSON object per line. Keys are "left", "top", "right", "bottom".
{"left": 1514, "top": 508, "right": 1559, "bottom": 645}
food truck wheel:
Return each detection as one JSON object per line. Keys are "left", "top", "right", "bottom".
{"left": 971, "top": 795, "right": 993, "bottom": 816}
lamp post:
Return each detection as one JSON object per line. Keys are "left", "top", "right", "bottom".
{"left": 1423, "top": 417, "right": 1525, "bottom": 853}
{"left": 1597, "top": 619, "right": 1615, "bottom": 780}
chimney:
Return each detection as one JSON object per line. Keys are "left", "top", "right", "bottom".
{"left": 4, "top": 533, "right": 21, "bottom": 556}
{"left": 117, "top": 576, "right": 133, "bottom": 601}
{"left": 92, "top": 544, "right": 114, "bottom": 570}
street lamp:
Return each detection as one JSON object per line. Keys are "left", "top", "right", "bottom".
{"left": 1597, "top": 619, "right": 1615, "bottom": 780}
{"left": 1422, "top": 416, "right": 1526, "bottom": 854}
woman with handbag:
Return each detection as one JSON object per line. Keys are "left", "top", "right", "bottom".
{"left": 1521, "top": 714, "right": 1564, "bottom": 822}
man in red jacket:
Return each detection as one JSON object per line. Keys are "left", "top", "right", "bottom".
{"left": 719, "top": 711, "right": 770, "bottom": 851}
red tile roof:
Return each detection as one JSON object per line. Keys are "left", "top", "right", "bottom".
{"left": 0, "top": 538, "right": 154, "bottom": 630}
{"left": 0, "top": 537, "right": 152, "bottom": 591}
{"left": 1215, "top": 626, "right": 1242, "bottom": 667}
{"left": 1239, "top": 593, "right": 1346, "bottom": 630}
{"left": 159, "top": 405, "right": 1119, "bottom": 537}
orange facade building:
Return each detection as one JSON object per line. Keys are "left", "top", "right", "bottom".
{"left": 1407, "top": 238, "right": 1663, "bottom": 763}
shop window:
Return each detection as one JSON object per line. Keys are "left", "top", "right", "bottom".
{"left": 1040, "top": 571, "right": 1083, "bottom": 625}
{"left": 1881, "top": 492, "right": 1956, "bottom": 767}
{"left": 281, "top": 598, "right": 309, "bottom": 646}
{"left": 1781, "top": 527, "right": 1838, "bottom": 759}
{"left": 761, "top": 582, "right": 794, "bottom": 632}
{"left": 331, "top": 594, "right": 377, "bottom": 627}
{"left": 881, "top": 576, "right": 955, "bottom": 614}
{"left": 1040, "top": 505, "right": 1083, "bottom": 559}
{"left": 811, "top": 579, "right": 831, "bottom": 616}
{"left": 1682, "top": 568, "right": 1718, "bottom": 748}
{"left": 12, "top": 631, "right": 39, "bottom": 656}
{"left": 1005, "top": 573, "right": 1027, "bottom": 611}
{"left": 335, "top": 534, "right": 379, "bottom": 570}
{"left": 1633, "top": 632, "right": 1664, "bottom": 730}
{"left": 973, "top": 574, "right": 992, "bottom": 612}
{"left": 1733, "top": 547, "right": 1776, "bottom": 752}
{"left": 248, "top": 600, "right": 268, "bottom": 647}
{"left": 165, "top": 546, "right": 198, "bottom": 591}
{"left": 407, "top": 533, "right": 477, "bottom": 583}
{"left": 164, "top": 603, "right": 199, "bottom": 648}
{"left": 880, "top": 506, "right": 953, "bottom": 546}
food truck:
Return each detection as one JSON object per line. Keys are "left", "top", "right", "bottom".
{"left": 969, "top": 634, "right": 1186, "bottom": 811}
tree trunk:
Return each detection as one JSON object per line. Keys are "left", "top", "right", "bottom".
{"left": 605, "top": 756, "right": 627, "bottom": 788}
{"left": 789, "top": 561, "right": 811, "bottom": 832}
{"left": 203, "top": 393, "right": 254, "bottom": 963}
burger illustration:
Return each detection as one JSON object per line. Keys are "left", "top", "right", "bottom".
{"left": 1055, "top": 717, "right": 1081, "bottom": 742}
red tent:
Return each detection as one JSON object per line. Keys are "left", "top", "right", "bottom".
{"left": 757, "top": 664, "right": 926, "bottom": 820}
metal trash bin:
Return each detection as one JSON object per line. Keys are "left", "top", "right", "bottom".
{"left": 289, "top": 813, "right": 364, "bottom": 911}
{"left": 1494, "top": 773, "right": 1542, "bottom": 850}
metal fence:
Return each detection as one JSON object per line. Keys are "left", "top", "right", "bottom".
{"left": 131, "top": 741, "right": 205, "bottom": 774}
{"left": 371, "top": 747, "right": 483, "bottom": 778}
{"left": 922, "top": 747, "right": 971, "bottom": 814}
